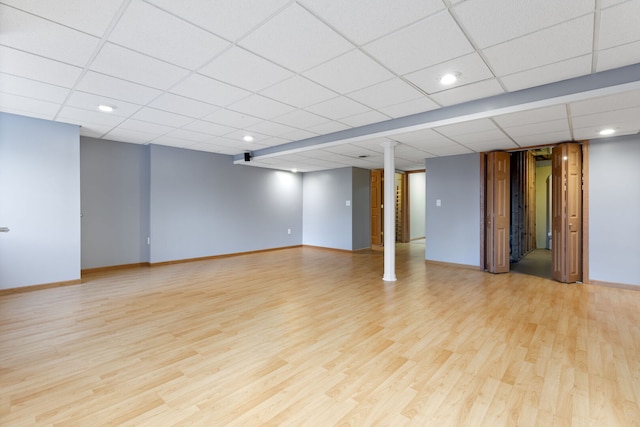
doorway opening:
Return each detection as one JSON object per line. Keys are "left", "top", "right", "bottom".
{"left": 509, "top": 148, "right": 553, "bottom": 279}
{"left": 370, "top": 170, "right": 425, "bottom": 248}
{"left": 484, "top": 142, "right": 588, "bottom": 283}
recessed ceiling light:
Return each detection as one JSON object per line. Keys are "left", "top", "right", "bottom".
{"left": 98, "top": 104, "right": 115, "bottom": 113}
{"left": 599, "top": 128, "right": 615, "bottom": 136}
{"left": 439, "top": 73, "right": 459, "bottom": 85}
{"left": 291, "top": 168, "right": 298, "bottom": 173}
{"left": 243, "top": 135, "right": 254, "bottom": 142}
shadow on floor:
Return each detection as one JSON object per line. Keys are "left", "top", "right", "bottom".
{"left": 510, "top": 249, "right": 552, "bottom": 279}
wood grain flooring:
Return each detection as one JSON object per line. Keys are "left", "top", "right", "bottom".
{"left": 1, "top": 243, "right": 639, "bottom": 426}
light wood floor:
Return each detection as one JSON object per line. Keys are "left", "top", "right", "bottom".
{"left": 1, "top": 243, "right": 639, "bottom": 426}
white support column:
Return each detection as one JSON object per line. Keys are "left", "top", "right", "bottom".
{"left": 381, "top": 140, "right": 397, "bottom": 282}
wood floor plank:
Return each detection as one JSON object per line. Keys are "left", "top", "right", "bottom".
{"left": 2, "top": 243, "right": 640, "bottom": 425}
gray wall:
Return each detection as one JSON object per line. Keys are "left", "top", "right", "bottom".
{"left": 589, "top": 135, "right": 640, "bottom": 286}
{"left": 80, "top": 137, "right": 150, "bottom": 269}
{"left": 149, "top": 144, "right": 302, "bottom": 263}
{"left": 303, "top": 167, "right": 352, "bottom": 250}
{"left": 0, "top": 113, "right": 80, "bottom": 289}
{"left": 352, "top": 168, "right": 371, "bottom": 250}
{"left": 425, "top": 153, "right": 481, "bottom": 266}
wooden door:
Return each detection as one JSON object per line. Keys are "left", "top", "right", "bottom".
{"left": 486, "top": 152, "right": 511, "bottom": 273}
{"left": 552, "top": 143, "right": 582, "bottom": 282}
{"left": 395, "top": 172, "right": 409, "bottom": 243}
{"left": 370, "top": 169, "right": 383, "bottom": 246}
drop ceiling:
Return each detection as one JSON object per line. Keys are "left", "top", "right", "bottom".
{"left": 1, "top": 0, "right": 639, "bottom": 172}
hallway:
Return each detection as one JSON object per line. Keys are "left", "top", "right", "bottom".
{"left": 510, "top": 249, "right": 553, "bottom": 280}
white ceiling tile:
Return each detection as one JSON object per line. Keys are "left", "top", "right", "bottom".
{"left": 199, "top": 47, "right": 293, "bottom": 92}
{"left": 304, "top": 49, "right": 394, "bottom": 93}
{"left": 429, "top": 79, "right": 504, "bottom": 106}
{"left": 238, "top": 4, "right": 353, "bottom": 72}
{"left": 448, "top": 129, "right": 511, "bottom": 144}
{"left": 453, "top": 0, "right": 594, "bottom": 49}
{"left": 347, "top": 78, "right": 424, "bottom": 109}
{"left": 163, "top": 129, "right": 214, "bottom": 143}
{"left": 427, "top": 145, "right": 473, "bottom": 156}
{"left": 188, "top": 143, "right": 238, "bottom": 155}
{"left": 249, "top": 136, "right": 290, "bottom": 148}
{"left": 0, "top": 46, "right": 82, "bottom": 87}
{"left": 500, "top": 55, "right": 593, "bottom": 92}
{"left": 65, "top": 91, "right": 141, "bottom": 117}
{"left": 273, "top": 109, "right": 330, "bottom": 129}
{"left": 305, "top": 96, "right": 369, "bottom": 120}
{"left": 0, "top": 0, "right": 126, "bottom": 36}
{"left": 351, "top": 138, "right": 391, "bottom": 152}
{"left": 0, "top": 73, "right": 69, "bottom": 103}
{"left": 364, "top": 10, "right": 474, "bottom": 75}
{"left": 149, "top": 93, "right": 219, "bottom": 118}
{"left": 570, "top": 89, "right": 640, "bottom": 116}
{"left": 75, "top": 72, "right": 162, "bottom": 105}
{"left": 317, "top": 145, "right": 363, "bottom": 156}
{"left": 404, "top": 53, "right": 494, "bottom": 94}
{"left": 574, "top": 121, "right": 640, "bottom": 140}
{"left": 391, "top": 128, "right": 452, "bottom": 145}
{"left": 171, "top": 74, "right": 252, "bottom": 107}
{"left": 228, "top": 94, "right": 297, "bottom": 120}
{"left": 57, "top": 105, "right": 123, "bottom": 127}
{"left": 202, "top": 108, "right": 263, "bottom": 128}
{"left": 377, "top": 97, "right": 440, "bottom": 118}
{"left": 299, "top": 0, "right": 446, "bottom": 45}
{"left": 108, "top": 1, "right": 229, "bottom": 69}
{"left": 462, "top": 140, "right": 518, "bottom": 152}
{"left": 102, "top": 128, "right": 155, "bottom": 144}
{"left": 151, "top": 136, "right": 199, "bottom": 149}
{"left": 598, "top": 1, "right": 640, "bottom": 50}
{"left": 307, "top": 120, "right": 350, "bottom": 135}
{"left": 0, "top": 92, "right": 59, "bottom": 119}
{"left": 80, "top": 125, "right": 113, "bottom": 139}
{"left": 280, "top": 129, "right": 318, "bottom": 141}
{"left": 118, "top": 119, "right": 173, "bottom": 135}
{"left": 245, "top": 120, "right": 298, "bottom": 137}
{"left": 601, "top": 0, "right": 627, "bottom": 7}
{"left": 260, "top": 75, "right": 336, "bottom": 108}
{"left": 146, "top": 0, "right": 291, "bottom": 41}
{"left": 596, "top": 41, "right": 640, "bottom": 72}
{"left": 482, "top": 15, "right": 594, "bottom": 76}
{"left": 435, "top": 118, "right": 497, "bottom": 137}
{"left": 571, "top": 106, "right": 640, "bottom": 130}
{"left": 131, "top": 108, "right": 194, "bottom": 128}
{"left": 493, "top": 105, "right": 568, "bottom": 128}
{"left": 90, "top": 43, "right": 190, "bottom": 90}
{"left": 510, "top": 130, "right": 572, "bottom": 147}
{"left": 0, "top": 5, "right": 100, "bottom": 67}
{"left": 501, "top": 119, "right": 570, "bottom": 138}
{"left": 182, "top": 120, "right": 236, "bottom": 136}
{"left": 339, "top": 110, "right": 390, "bottom": 127}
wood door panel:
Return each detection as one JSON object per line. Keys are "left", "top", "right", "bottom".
{"left": 371, "top": 170, "right": 382, "bottom": 246}
{"left": 552, "top": 143, "right": 582, "bottom": 283}
{"left": 486, "top": 151, "right": 510, "bottom": 273}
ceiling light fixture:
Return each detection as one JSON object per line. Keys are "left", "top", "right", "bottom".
{"left": 98, "top": 104, "right": 115, "bottom": 113}
{"left": 291, "top": 168, "right": 298, "bottom": 173}
{"left": 599, "top": 128, "right": 615, "bottom": 136}
{"left": 439, "top": 72, "right": 459, "bottom": 85}
{"left": 243, "top": 135, "right": 254, "bottom": 142}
